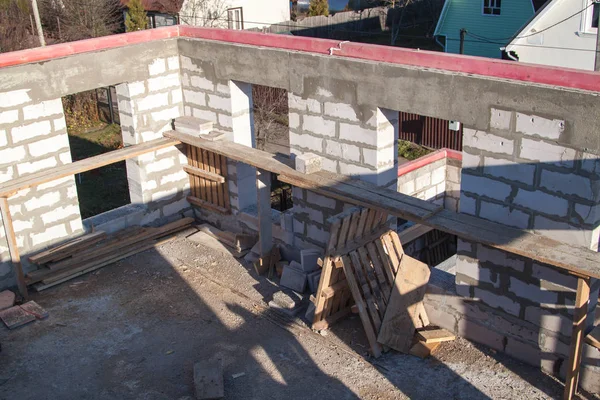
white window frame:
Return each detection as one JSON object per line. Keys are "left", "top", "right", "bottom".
{"left": 581, "top": 0, "right": 599, "bottom": 34}
{"left": 482, "top": 0, "right": 501, "bottom": 16}
{"left": 227, "top": 7, "right": 244, "bottom": 30}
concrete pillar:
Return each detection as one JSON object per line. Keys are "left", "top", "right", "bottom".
{"left": 257, "top": 168, "right": 272, "bottom": 259}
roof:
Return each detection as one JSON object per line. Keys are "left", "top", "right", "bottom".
{"left": 120, "top": 0, "right": 183, "bottom": 14}
{"left": 506, "top": 0, "right": 556, "bottom": 50}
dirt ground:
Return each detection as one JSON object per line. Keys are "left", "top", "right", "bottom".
{"left": 0, "top": 230, "right": 583, "bottom": 399}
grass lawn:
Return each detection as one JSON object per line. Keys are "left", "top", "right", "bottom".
{"left": 68, "top": 124, "right": 131, "bottom": 219}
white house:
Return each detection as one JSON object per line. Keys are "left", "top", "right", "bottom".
{"left": 179, "top": 0, "right": 290, "bottom": 30}
{"left": 505, "top": 0, "right": 599, "bottom": 70}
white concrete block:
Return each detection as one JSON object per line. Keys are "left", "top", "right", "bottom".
{"left": 0, "top": 109, "right": 19, "bottom": 125}
{"left": 40, "top": 204, "right": 80, "bottom": 224}
{"left": 0, "top": 89, "right": 30, "bottom": 108}
{"left": 513, "top": 188, "right": 569, "bottom": 217}
{"left": 306, "top": 190, "right": 336, "bottom": 209}
{"left": 28, "top": 135, "right": 69, "bottom": 157}
{"left": 339, "top": 162, "right": 374, "bottom": 177}
{"left": 303, "top": 115, "right": 335, "bottom": 137}
{"left": 519, "top": 138, "right": 575, "bottom": 168}
{"left": 67, "top": 185, "right": 77, "bottom": 199}
{"left": 483, "top": 157, "right": 535, "bottom": 186}
{"left": 148, "top": 58, "right": 166, "bottom": 76}
{"left": 136, "top": 92, "right": 170, "bottom": 112}
{"left": 12, "top": 219, "right": 33, "bottom": 233}
{"left": 479, "top": 200, "right": 529, "bottom": 229}
{"left": 31, "top": 224, "right": 68, "bottom": 247}
{"left": 17, "top": 157, "right": 57, "bottom": 175}
{"left": 516, "top": 113, "right": 564, "bottom": 140}
{"left": 0, "top": 145, "right": 26, "bottom": 165}
{"left": 207, "top": 94, "right": 230, "bottom": 112}
{"left": 473, "top": 287, "right": 520, "bottom": 317}
{"left": 531, "top": 263, "right": 577, "bottom": 290}
{"left": 11, "top": 120, "right": 52, "bottom": 143}
{"left": 339, "top": 123, "right": 377, "bottom": 146}
{"left": 461, "top": 173, "right": 512, "bottom": 201}
{"left": 456, "top": 258, "right": 499, "bottom": 288}
{"left": 540, "top": 170, "right": 592, "bottom": 200}
{"left": 398, "top": 179, "right": 415, "bottom": 195}
{"left": 462, "top": 152, "right": 480, "bottom": 169}
{"left": 69, "top": 218, "right": 83, "bottom": 233}
{"left": 37, "top": 176, "right": 74, "bottom": 190}
{"left": 22, "top": 99, "right": 63, "bottom": 120}
{"left": 192, "top": 108, "right": 217, "bottom": 122}
{"left": 295, "top": 153, "right": 322, "bottom": 174}
{"left": 0, "top": 166, "right": 14, "bottom": 184}
{"left": 463, "top": 128, "right": 514, "bottom": 155}
{"left": 190, "top": 75, "right": 214, "bottom": 91}
{"left": 307, "top": 223, "right": 329, "bottom": 244}
{"left": 150, "top": 187, "right": 179, "bottom": 202}
{"left": 533, "top": 215, "right": 591, "bottom": 247}
{"left": 363, "top": 146, "right": 394, "bottom": 168}
{"left": 415, "top": 172, "right": 431, "bottom": 192}
{"left": 24, "top": 191, "right": 61, "bottom": 212}
{"left": 160, "top": 170, "right": 187, "bottom": 185}
{"left": 146, "top": 158, "right": 175, "bottom": 174}
{"left": 163, "top": 196, "right": 190, "bottom": 217}
{"left": 490, "top": 108, "right": 512, "bottom": 131}
{"left": 290, "top": 132, "right": 323, "bottom": 153}
{"left": 431, "top": 166, "right": 446, "bottom": 185}
{"left": 58, "top": 152, "right": 71, "bottom": 164}
{"left": 477, "top": 243, "right": 525, "bottom": 272}
{"left": 288, "top": 93, "right": 321, "bottom": 113}
{"left": 324, "top": 102, "right": 358, "bottom": 122}
{"left": 524, "top": 307, "right": 572, "bottom": 336}
{"left": 128, "top": 81, "right": 146, "bottom": 97}
{"left": 171, "top": 88, "right": 183, "bottom": 104}
{"left": 510, "top": 277, "right": 558, "bottom": 304}
{"left": 289, "top": 113, "right": 300, "bottom": 130}
{"left": 151, "top": 106, "right": 179, "bottom": 123}
{"left": 459, "top": 194, "right": 477, "bottom": 215}
{"left": 167, "top": 56, "right": 180, "bottom": 71}
{"left": 147, "top": 73, "right": 180, "bottom": 92}
{"left": 0, "top": 130, "right": 6, "bottom": 147}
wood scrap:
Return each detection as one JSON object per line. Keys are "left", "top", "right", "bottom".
{"left": 409, "top": 341, "right": 441, "bottom": 359}
{"left": 267, "top": 246, "right": 281, "bottom": 279}
{"left": 0, "top": 301, "right": 47, "bottom": 328}
{"left": 417, "top": 328, "right": 456, "bottom": 344}
{"left": 585, "top": 325, "right": 600, "bottom": 349}
{"left": 29, "top": 231, "right": 107, "bottom": 264}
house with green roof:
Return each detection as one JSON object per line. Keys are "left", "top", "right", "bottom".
{"left": 433, "top": 0, "right": 545, "bottom": 58}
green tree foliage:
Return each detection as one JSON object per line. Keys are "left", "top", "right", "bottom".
{"left": 125, "top": 0, "right": 148, "bottom": 32}
{"left": 308, "top": 0, "right": 329, "bottom": 16}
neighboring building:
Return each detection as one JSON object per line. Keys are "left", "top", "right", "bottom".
{"left": 433, "top": 0, "right": 544, "bottom": 58}
{"left": 505, "top": 0, "right": 599, "bottom": 70}
{"left": 121, "top": 0, "right": 182, "bottom": 28}
{"left": 179, "top": 0, "right": 290, "bottom": 30}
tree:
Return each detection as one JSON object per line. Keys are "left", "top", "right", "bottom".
{"left": 0, "top": 0, "right": 35, "bottom": 52}
{"left": 308, "top": 0, "right": 329, "bottom": 17}
{"left": 125, "top": 0, "right": 148, "bottom": 32}
{"left": 179, "top": 0, "right": 228, "bottom": 28}
{"left": 40, "top": 0, "right": 122, "bottom": 42}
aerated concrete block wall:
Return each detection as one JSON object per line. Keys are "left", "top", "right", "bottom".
{"left": 0, "top": 40, "right": 191, "bottom": 289}
{"left": 288, "top": 93, "right": 399, "bottom": 250}
{"left": 397, "top": 157, "right": 446, "bottom": 205}
{"left": 0, "top": 94, "right": 82, "bottom": 287}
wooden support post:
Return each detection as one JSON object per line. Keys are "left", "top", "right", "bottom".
{"left": 257, "top": 168, "right": 272, "bottom": 270}
{"left": 563, "top": 276, "right": 591, "bottom": 400}
{"left": 0, "top": 197, "right": 28, "bottom": 299}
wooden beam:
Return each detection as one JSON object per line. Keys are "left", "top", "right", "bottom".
{"left": 398, "top": 224, "right": 434, "bottom": 244}
{"left": 0, "top": 197, "right": 28, "bottom": 299}
{"left": 0, "top": 138, "right": 180, "bottom": 198}
{"left": 563, "top": 277, "right": 591, "bottom": 400}
{"left": 187, "top": 196, "right": 230, "bottom": 215}
{"left": 183, "top": 165, "right": 225, "bottom": 183}
{"left": 163, "top": 131, "right": 600, "bottom": 280}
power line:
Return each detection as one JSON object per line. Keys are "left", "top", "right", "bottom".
{"left": 449, "top": 35, "right": 600, "bottom": 53}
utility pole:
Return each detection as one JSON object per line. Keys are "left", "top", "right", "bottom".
{"left": 459, "top": 28, "right": 466, "bottom": 54}
{"left": 595, "top": 13, "right": 600, "bottom": 71}
{"left": 31, "top": 0, "right": 46, "bottom": 47}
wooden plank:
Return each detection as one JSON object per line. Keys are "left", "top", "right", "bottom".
{"left": 563, "top": 277, "right": 591, "bottom": 400}
{"left": 367, "top": 242, "right": 394, "bottom": 288}
{"left": 388, "top": 231, "right": 405, "bottom": 259}
{"left": 355, "top": 208, "right": 369, "bottom": 238}
{"left": 195, "top": 147, "right": 207, "bottom": 201}
{"left": 409, "top": 341, "right": 441, "bottom": 359}
{"left": 321, "top": 279, "right": 348, "bottom": 299}
{"left": 208, "top": 151, "right": 219, "bottom": 204}
{"left": 0, "top": 197, "right": 27, "bottom": 299}
{"left": 377, "top": 255, "right": 431, "bottom": 353}
{"left": 188, "top": 196, "right": 230, "bottom": 215}
{"left": 313, "top": 257, "right": 335, "bottom": 326}
{"left": 381, "top": 233, "right": 400, "bottom": 274}
{"left": 165, "top": 130, "right": 600, "bottom": 280}
{"left": 374, "top": 239, "right": 396, "bottom": 285}
{"left": 358, "top": 246, "right": 388, "bottom": 310}
{"left": 0, "top": 138, "right": 179, "bottom": 198}
{"left": 416, "top": 301, "right": 430, "bottom": 328}
{"left": 336, "top": 215, "right": 352, "bottom": 250}
{"left": 312, "top": 306, "right": 353, "bottom": 331}
{"left": 346, "top": 211, "right": 361, "bottom": 243}
{"left": 186, "top": 144, "right": 197, "bottom": 198}
{"left": 417, "top": 328, "right": 456, "bottom": 343}
{"left": 183, "top": 165, "right": 225, "bottom": 183}
{"left": 220, "top": 154, "right": 230, "bottom": 210}
{"left": 364, "top": 209, "right": 376, "bottom": 234}
{"left": 29, "top": 231, "right": 107, "bottom": 264}
{"left": 340, "top": 255, "right": 382, "bottom": 358}
{"left": 585, "top": 325, "right": 600, "bottom": 349}
{"left": 363, "top": 244, "right": 391, "bottom": 301}
{"left": 350, "top": 250, "right": 382, "bottom": 329}
{"left": 214, "top": 154, "right": 224, "bottom": 207}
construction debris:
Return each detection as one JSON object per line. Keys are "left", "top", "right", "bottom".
{"left": 193, "top": 359, "right": 224, "bottom": 400}
{"left": 280, "top": 262, "right": 307, "bottom": 293}
{"left": 0, "top": 301, "right": 48, "bottom": 329}
{"left": 26, "top": 218, "right": 194, "bottom": 291}
{"left": 417, "top": 328, "right": 456, "bottom": 344}
{"left": 192, "top": 224, "right": 257, "bottom": 257}
{"left": 268, "top": 290, "right": 303, "bottom": 317}
{"left": 409, "top": 341, "right": 441, "bottom": 359}
{"left": 0, "top": 290, "right": 15, "bottom": 310}
{"left": 300, "top": 249, "right": 321, "bottom": 273}
{"left": 307, "top": 270, "right": 321, "bottom": 294}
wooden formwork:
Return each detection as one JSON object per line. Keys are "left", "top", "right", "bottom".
{"left": 185, "top": 144, "right": 231, "bottom": 214}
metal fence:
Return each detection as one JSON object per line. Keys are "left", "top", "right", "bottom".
{"left": 399, "top": 112, "right": 463, "bottom": 151}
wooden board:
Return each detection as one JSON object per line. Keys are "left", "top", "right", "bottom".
{"left": 585, "top": 325, "right": 600, "bottom": 349}
{"left": 162, "top": 132, "right": 600, "bottom": 280}
{"left": 417, "top": 328, "right": 456, "bottom": 343}
{"left": 0, "top": 305, "right": 35, "bottom": 329}
{"left": 377, "top": 254, "right": 431, "bottom": 353}
{"left": 185, "top": 144, "right": 230, "bottom": 214}
{"left": 29, "top": 231, "right": 107, "bottom": 265}
{"left": 409, "top": 341, "right": 441, "bottom": 359}
{"left": 0, "top": 138, "right": 179, "bottom": 198}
